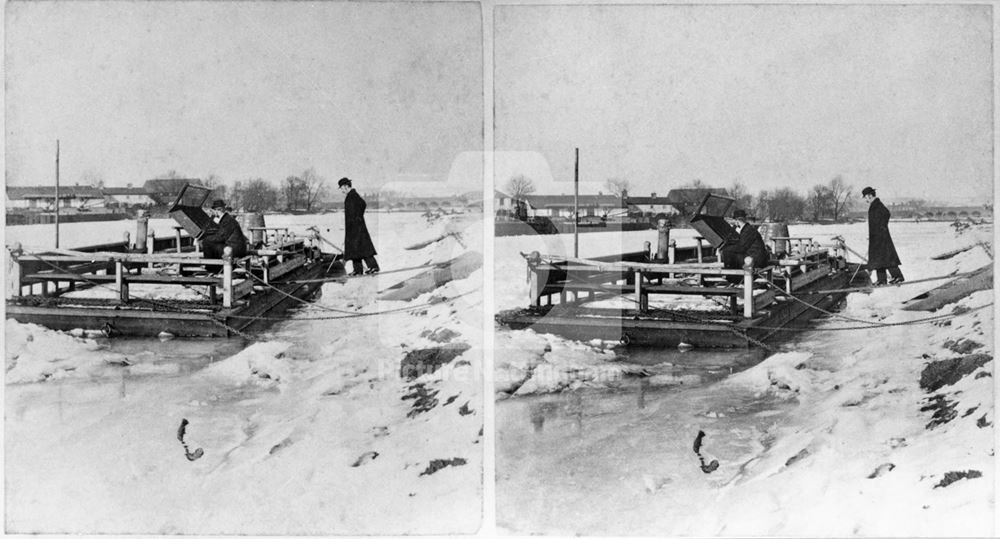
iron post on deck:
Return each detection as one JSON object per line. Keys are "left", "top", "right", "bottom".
{"left": 743, "top": 256, "right": 755, "bottom": 318}
{"left": 135, "top": 210, "right": 149, "bottom": 251}
{"left": 656, "top": 219, "right": 670, "bottom": 260}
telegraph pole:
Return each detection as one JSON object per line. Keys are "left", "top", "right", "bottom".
{"left": 55, "top": 140, "right": 60, "bottom": 248}
{"left": 574, "top": 148, "right": 579, "bottom": 258}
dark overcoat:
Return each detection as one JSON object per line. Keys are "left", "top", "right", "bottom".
{"left": 343, "top": 189, "right": 377, "bottom": 259}
{"left": 721, "top": 223, "right": 769, "bottom": 269}
{"left": 203, "top": 212, "right": 248, "bottom": 258}
{"left": 867, "top": 198, "right": 901, "bottom": 269}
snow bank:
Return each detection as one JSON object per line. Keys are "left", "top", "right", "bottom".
{"left": 5, "top": 320, "right": 127, "bottom": 383}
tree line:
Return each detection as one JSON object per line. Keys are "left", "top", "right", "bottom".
{"left": 505, "top": 174, "right": 865, "bottom": 222}
{"left": 156, "top": 168, "right": 329, "bottom": 213}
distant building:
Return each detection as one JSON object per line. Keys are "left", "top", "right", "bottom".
{"left": 102, "top": 186, "right": 155, "bottom": 208}
{"left": 521, "top": 194, "right": 625, "bottom": 218}
{"left": 625, "top": 192, "right": 681, "bottom": 216}
{"left": 6, "top": 185, "right": 105, "bottom": 211}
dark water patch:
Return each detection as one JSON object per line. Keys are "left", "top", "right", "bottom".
{"left": 943, "top": 339, "right": 984, "bottom": 355}
{"left": 920, "top": 395, "right": 957, "bottom": 429}
{"left": 399, "top": 343, "right": 471, "bottom": 381}
{"left": 419, "top": 457, "right": 467, "bottom": 476}
{"left": 920, "top": 354, "right": 992, "bottom": 392}
{"left": 933, "top": 470, "right": 982, "bottom": 489}
{"left": 402, "top": 383, "right": 439, "bottom": 418}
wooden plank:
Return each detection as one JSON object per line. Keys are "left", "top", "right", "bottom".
{"left": 266, "top": 257, "right": 307, "bottom": 282}
{"left": 22, "top": 252, "right": 226, "bottom": 265}
{"left": 902, "top": 264, "right": 993, "bottom": 312}
{"left": 543, "top": 282, "right": 744, "bottom": 297}
{"left": 25, "top": 273, "right": 225, "bottom": 286}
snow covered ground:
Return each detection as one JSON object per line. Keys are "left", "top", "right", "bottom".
{"left": 5, "top": 211, "right": 483, "bottom": 534}
{"left": 495, "top": 220, "right": 995, "bottom": 536}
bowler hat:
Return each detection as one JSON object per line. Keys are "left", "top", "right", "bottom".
{"left": 210, "top": 199, "right": 226, "bottom": 210}
{"left": 861, "top": 186, "right": 876, "bottom": 197}
{"left": 338, "top": 177, "right": 352, "bottom": 188}
{"left": 732, "top": 209, "right": 749, "bottom": 220}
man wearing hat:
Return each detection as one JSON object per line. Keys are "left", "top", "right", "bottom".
{"left": 200, "top": 199, "right": 248, "bottom": 260}
{"left": 719, "top": 209, "right": 769, "bottom": 283}
{"left": 338, "top": 177, "right": 379, "bottom": 275}
{"left": 862, "top": 187, "right": 904, "bottom": 285}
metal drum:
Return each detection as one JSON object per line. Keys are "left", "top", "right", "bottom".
{"left": 758, "top": 221, "right": 790, "bottom": 255}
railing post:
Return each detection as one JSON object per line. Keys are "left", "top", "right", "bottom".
{"left": 6, "top": 243, "right": 23, "bottom": 299}
{"left": 695, "top": 237, "right": 704, "bottom": 263}
{"left": 668, "top": 240, "right": 676, "bottom": 279}
{"left": 634, "top": 269, "right": 644, "bottom": 312}
{"left": 223, "top": 246, "right": 233, "bottom": 308}
{"left": 743, "top": 256, "right": 754, "bottom": 318}
{"left": 147, "top": 229, "right": 155, "bottom": 269}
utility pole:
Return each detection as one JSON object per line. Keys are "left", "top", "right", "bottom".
{"left": 574, "top": 147, "right": 579, "bottom": 258}
{"left": 55, "top": 140, "right": 60, "bottom": 248}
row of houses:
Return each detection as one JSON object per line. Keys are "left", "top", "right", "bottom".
{"left": 6, "top": 179, "right": 198, "bottom": 212}
{"left": 495, "top": 188, "right": 725, "bottom": 219}
{"left": 6, "top": 179, "right": 484, "bottom": 214}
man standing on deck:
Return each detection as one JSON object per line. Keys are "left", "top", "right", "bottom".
{"left": 719, "top": 209, "right": 769, "bottom": 284}
{"left": 862, "top": 186, "right": 904, "bottom": 286}
{"left": 200, "top": 199, "right": 248, "bottom": 260}
{"left": 338, "top": 177, "right": 380, "bottom": 276}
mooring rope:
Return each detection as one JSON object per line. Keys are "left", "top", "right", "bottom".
{"left": 748, "top": 302, "right": 993, "bottom": 332}
{"left": 786, "top": 269, "right": 983, "bottom": 295}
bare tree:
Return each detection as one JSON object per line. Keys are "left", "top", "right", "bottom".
{"left": 829, "top": 175, "right": 853, "bottom": 222}
{"left": 726, "top": 179, "right": 754, "bottom": 212}
{"left": 604, "top": 177, "right": 631, "bottom": 198}
{"left": 301, "top": 168, "right": 326, "bottom": 212}
{"left": 506, "top": 174, "right": 536, "bottom": 199}
{"left": 241, "top": 178, "right": 279, "bottom": 212}
{"left": 283, "top": 175, "right": 306, "bottom": 210}
{"left": 807, "top": 184, "right": 834, "bottom": 222}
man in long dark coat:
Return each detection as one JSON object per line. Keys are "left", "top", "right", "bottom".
{"left": 201, "top": 199, "right": 248, "bottom": 260}
{"left": 720, "top": 209, "right": 770, "bottom": 283}
{"left": 862, "top": 186, "right": 904, "bottom": 285}
{"left": 338, "top": 177, "right": 379, "bottom": 275}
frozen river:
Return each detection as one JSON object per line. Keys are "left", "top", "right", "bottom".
{"left": 494, "top": 220, "right": 994, "bottom": 536}
{"left": 5, "top": 211, "right": 484, "bottom": 535}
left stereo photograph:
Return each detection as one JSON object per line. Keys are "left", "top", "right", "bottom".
{"left": 4, "top": 1, "right": 485, "bottom": 535}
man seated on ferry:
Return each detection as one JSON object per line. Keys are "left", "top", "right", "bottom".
{"left": 720, "top": 209, "right": 769, "bottom": 283}
{"left": 199, "top": 199, "right": 248, "bottom": 261}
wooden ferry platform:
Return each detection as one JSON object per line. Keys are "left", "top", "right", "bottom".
{"left": 5, "top": 185, "right": 345, "bottom": 338}
{"left": 497, "top": 195, "right": 869, "bottom": 348}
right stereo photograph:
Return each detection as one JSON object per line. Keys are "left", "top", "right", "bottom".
{"left": 492, "top": 4, "right": 995, "bottom": 536}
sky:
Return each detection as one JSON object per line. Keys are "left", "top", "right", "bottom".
{"left": 494, "top": 4, "right": 994, "bottom": 204}
{"left": 5, "top": 1, "right": 483, "bottom": 194}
